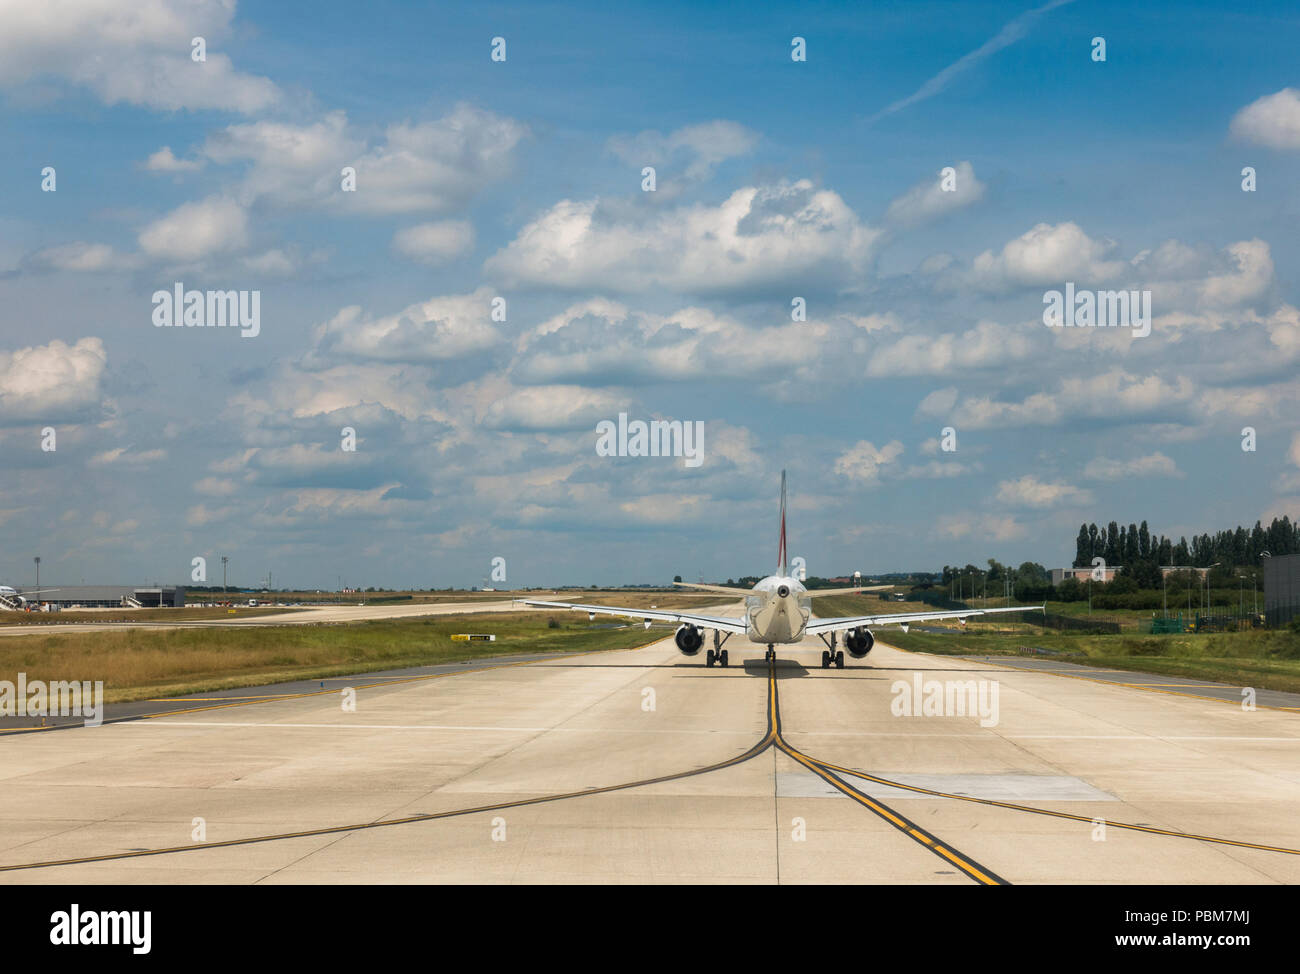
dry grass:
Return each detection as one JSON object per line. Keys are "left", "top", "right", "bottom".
{"left": 0, "top": 611, "right": 672, "bottom": 703}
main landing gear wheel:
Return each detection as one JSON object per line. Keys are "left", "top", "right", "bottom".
{"left": 706, "top": 649, "right": 716, "bottom": 667}
{"left": 821, "top": 650, "right": 830, "bottom": 669}
{"left": 718, "top": 649, "right": 729, "bottom": 667}
{"left": 836, "top": 650, "right": 845, "bottom": 669}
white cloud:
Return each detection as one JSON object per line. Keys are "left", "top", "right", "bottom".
{"left": 22, "top": 241, "right": 129, "bottom": 273}
{"left": 307, "top": 288, "right": 501, "bottom": 366}
{"left": 607, "top": 120, "right": 758, "bottom": 181}
{"left": 0, "top": 337, "right": 107, "bottom": 422}
{"left": 138, "top": 196, "right": 248, "bottom": 261}
{"left": 392, "top": 221, "right": 475, "bottom": 264}
{"left": 202, "top": 105, "right": 527, "bottom": 215}
{"left": 1230, "top": 88, "right": 1300, "bottom": 150}
{"left": 967, "top": 221, "right": 1126, "bottom": 290}
{"left": 1082, "top": 453, "right": 1182, "bottom": 481}
{"left": 833, "top": 440, "right": 904, "bottom": 485}
{"left": 0, "top": 0, "right": 280, "bottom": 113}
{"left": 1198, "top": 239, "right": 1273, "bottom": 307}
{"left": 89, "top": 447, "right": 167, "bottom": 467}
{"left": 884, "top": 161, "right": 986, "bottom": 227}
{"left": 920, "top": 369, "right": 1199, "bottom": 430}
{"left": 995, "top": 476, "right": 1092, "bottom": 508}
{"left": 481, "top": 385, "right": 628, "bottom": 432}
{"left": 486, "top": 180, "right": 882, "bottom": 293}
{"left": 867, "top": 320, "right": 1033, "bottom": 377}
{"left": 933, "top": 514, "right": 1027, "bottom": 542}
{"left": 144, "top": 146, "right": 202, "bottom": 172}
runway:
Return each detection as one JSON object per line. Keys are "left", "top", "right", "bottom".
{"left": 2, "top": 627, "right": 1299, "bottom": 884}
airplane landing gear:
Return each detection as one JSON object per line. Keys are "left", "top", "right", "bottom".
{"left": 821, "top": 649, "right": 846, "bottom": 669}
{"left": 706, "top": 648, "right": 729, "bottom": 667}
{"left": 765, "top": 644, "right": 775, "bottom": 661}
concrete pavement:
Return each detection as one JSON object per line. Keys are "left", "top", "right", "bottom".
{"left": 1, "top": 629, "right": 1298, "bottom": 884}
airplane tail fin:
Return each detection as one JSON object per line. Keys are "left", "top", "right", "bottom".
{"left": 777, "top": 469, "right": 787, "bottom": 576}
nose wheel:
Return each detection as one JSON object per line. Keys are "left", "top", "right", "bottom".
{"left": 765, "top": 645, "right": 775, "bottom": 661}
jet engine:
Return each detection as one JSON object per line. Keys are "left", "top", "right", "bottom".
{"left": 674, "top": 623, "right": 705, "bottom": 656}
{"left": 844, "top": 627, "right": 874, "bottom": 658}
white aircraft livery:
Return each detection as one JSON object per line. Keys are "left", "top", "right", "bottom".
{"left": 523, "top": 471, "right": 1042, "bottom": 669}
{"left": 0, "top": 585, "right": 59, "bottom": 609}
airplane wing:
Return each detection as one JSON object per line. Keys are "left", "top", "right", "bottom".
{"left": 803, "top": 585, "right": 892, "bottom": 596}
{"left": 672, "top": 582, "right": 755, "bottom": 595}
{"left": 806, "top": 604, "right": 1043, "bottom": 635}
{"left": 519, "top": 599, "right": 749, "bottom": 635}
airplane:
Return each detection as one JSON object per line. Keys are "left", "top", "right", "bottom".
{"left": 521, "top": 470, "right": 1043, "bottom": 669}
{"left": 0, "top": 585, "right": 59, "bottom": 609}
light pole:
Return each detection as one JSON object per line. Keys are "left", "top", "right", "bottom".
{"left": 221, "top": 556, "right": 228, "bottom": 596}
{"left": 34, "top": 556, "right": 40, "bottom": 606}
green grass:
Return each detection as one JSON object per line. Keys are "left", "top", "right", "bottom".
{"left": 878, "top": 627, "right": 1300, "bottom": 694}
{"left": 0, "top": 611, "right": 671, "bottom": 704}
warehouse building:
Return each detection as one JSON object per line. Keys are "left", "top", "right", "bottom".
{"left": 18, "top": 585, "right": 186, "bottom": 609}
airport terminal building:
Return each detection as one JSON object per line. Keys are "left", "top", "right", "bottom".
{"left": 27, "top": 586, "right": 186, "bottom": 609}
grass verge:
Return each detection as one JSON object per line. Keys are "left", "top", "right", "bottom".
{"left": 1, "top": 611, "right": 671, "bottom": 704}
{"left": 879, "top": 628, "right": 1300, "bottom": 695}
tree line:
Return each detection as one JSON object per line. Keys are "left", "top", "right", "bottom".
{"left": 1072, "top": 517, "right": 1300, "bottom": 588}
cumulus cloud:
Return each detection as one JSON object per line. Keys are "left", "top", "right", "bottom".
{"left": 1230, "top": 88, "right": 1300, "bottom": 150}
{"left": 512, "top": 301, "right": 823, "bottom": 386}
{"left": 391, "top": 221, "right": 475, "bottom": 264}
{"left": 202, "top": 104, "right": 527, "bottom": 214}
{"left": 867, "top": 320, "right": 1033, "bottom": 377}
{"left": 486, "top": 180, "right": 882, "bottom": 293}
{"left": 833, "top": 440, "right": 905, "bottom": 485}
{"left": 966, "top": 221, "right": 1126, "bottom": 290}
{"left": 0, "top": 337, "right": 107, "bottom": 423}
{"left": 0, "top": 0, "right": 280, "bottom": 113}
{"left": 306, "top": 288, "right": 501, "bottom": 367}
{"left": 884, "top": 161, "right": 985, "bottom": 227}
{"left": 918, "top": 369, "right": 1198, "bottom": 430}
{"left": 138, "top": 196, "right": 248, "bottom": 261}
{"left": 481, "top": 385, "right": 629, "bottom": 432}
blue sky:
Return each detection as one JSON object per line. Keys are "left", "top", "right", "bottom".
{"left": 2, "top": 0, "right": 1299, "bottom": 589}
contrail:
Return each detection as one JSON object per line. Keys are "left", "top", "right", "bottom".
{"left": 867, "top": 0, "right": 1077, "bottom": 124}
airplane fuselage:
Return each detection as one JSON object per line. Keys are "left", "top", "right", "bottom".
{"left": 744, "top": 574, "right": 812, "bottom": 644}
